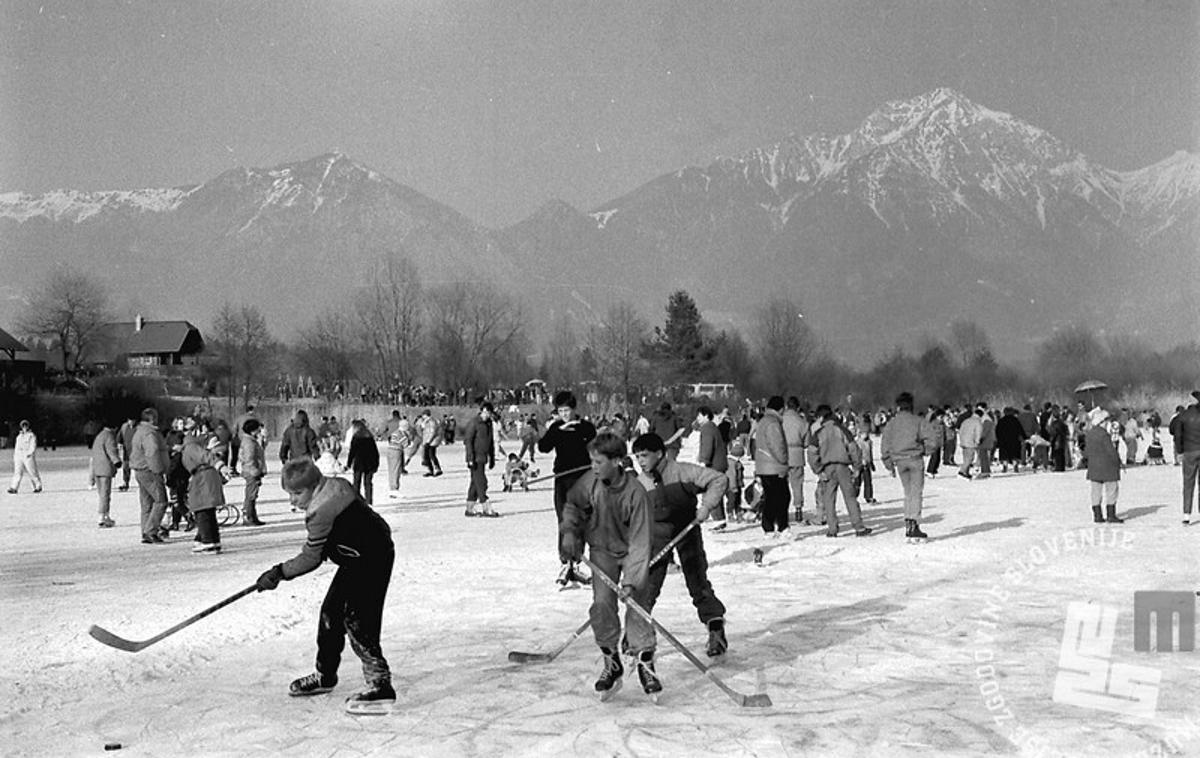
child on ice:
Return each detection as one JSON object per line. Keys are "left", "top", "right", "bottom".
{"left": 255, "top": 459, "right": 396, "bottom": 713}
{"left": 503, "top": 452, "right": 530, "bottom": 492}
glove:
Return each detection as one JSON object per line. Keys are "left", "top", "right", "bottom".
{"left": 694, "top": 506, "right": 709, "bottom": 523}
{"left": 560, "top": 532, "right": 582, "bottom": 563}
{"left": 256, "top": 564, "right": 284, "bottom": 592}
{"left": 618, "top": 585, "right": 635, "bottom": 601}
{"left": 466, "top": 460, "right": 476, "bottom": 470}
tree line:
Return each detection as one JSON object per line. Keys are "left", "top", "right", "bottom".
{"left": 14, "top": 262, "right": 1200, "bottom": 409}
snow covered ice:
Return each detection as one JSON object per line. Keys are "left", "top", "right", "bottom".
{"left": 2, "top": 436, "right": 1197, "bottom": 757}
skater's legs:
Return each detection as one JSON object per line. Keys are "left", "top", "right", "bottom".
{"left": 896, "top": 457, "right": 925, "bottom": 520}
{"left": 675, "top": 529, "right": 725, "bottom": 624}
{"left": 345, "top": 555, "right": 394, "bottom": 687}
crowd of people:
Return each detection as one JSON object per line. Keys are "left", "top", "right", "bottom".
{"left": 5, "top": 385, "right": 1199, "bottom": 707}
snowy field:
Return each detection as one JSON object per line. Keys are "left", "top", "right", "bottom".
{"left": 2, "top": 435, "right": 1197, "bottom": 758}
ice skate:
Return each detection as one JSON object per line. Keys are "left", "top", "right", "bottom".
{"left": 706, "top": 618, "right": 728, "bottom": 659}
{"left": 905, "top": 519, "right": 929, "bottom": 544}
{"left": 635, "top": 651, "right": 663, "bottom": 703}
{"left": 98, "top": 517, "right": 115, "bottom": 528}
{"left": 345, "top": 682, "right": 396, "bottom": 715}
{"left": 289, "top": 672, "right": 337, "bottom": 697}
{"left": 191, "top": 542, "right": 221, "bottom": 554}
{"left": 595, "top": 648, "right": 624, "bottom": 701}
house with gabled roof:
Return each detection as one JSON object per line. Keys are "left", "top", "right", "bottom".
{"left": 0, "top": 326, "right": 42, "bottom": 392}
{"left": 93, "top": 315, "right": 205, "bottom": 374}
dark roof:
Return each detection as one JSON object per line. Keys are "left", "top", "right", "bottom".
{"left": 0, "top": 327, "right": 29, "bottom": 353}
{"left": 126, "top": 321, "right": 201, "bottom": 355}
{"left": 88, "top": 320, "right": 204, "bottom": 363}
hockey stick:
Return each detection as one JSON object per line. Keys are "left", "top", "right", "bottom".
{"left": 88, "top": 584, "right": 258, "bottom": 653}
{"left": 508, "top": 520, "right": 701, "bottom": 664}
{"left": 581, "top": 555, "right": 773, "bottom": 708}
{"left": 522, "top": 464, "right": 591, "bottom": 487}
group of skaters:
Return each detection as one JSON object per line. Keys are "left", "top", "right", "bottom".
{"left": 72, "top": 407, "right": 271, "bottom": 552}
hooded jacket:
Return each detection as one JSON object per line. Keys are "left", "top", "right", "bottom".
{"left": 279, "top": 411, "right": 320, "bottom": 463}
{"left": 561, "top": 470, "right": 652, "bottom": 589}
{"left": 753, "top": 409, "right": 789, "bottom": 476}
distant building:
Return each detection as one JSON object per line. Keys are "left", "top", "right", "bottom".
{"left": 0, "top": 326, "right": 43, "bottom": 392}
{"left": 91, "top": 315, "right": 205, "bottom": 374}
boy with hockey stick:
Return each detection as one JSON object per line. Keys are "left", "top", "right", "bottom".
{"left": 631, "top": 432, "right": 731, "bottom": 658}
{"left": 560, "top": 432, "right": 656, "bottom": 701}
{"left": 255, "top": 459, "right": 397, "bottom": 714}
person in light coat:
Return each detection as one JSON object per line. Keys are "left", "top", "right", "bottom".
{"left": 91, "top": 420, "right": 121, "bottom": 526}
{"left": 7, "top": 420, "right": 42, "bottom": 494}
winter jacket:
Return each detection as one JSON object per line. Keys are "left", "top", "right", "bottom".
{"left": 12, "top": 430, "right": 37, "bottom": 461}
{"left": 279, "top": 476, "right": 394, "bottom": 580}
{"left": 651, "top": 410, "right": 686, "bottom": 452}
{"left": 561, "top": 470, "right": 652, "bottom": 589}
{"left": 420, "top": 416, "right": 443, "bottom": 447}
{"left": 780, "top": 409, "right": 810, "bottom": 469}
{"left": 753, "top": 409, "right": 789, "bottom": 476}
{"left": 346, "top": 432, "right": 380, "bottom": 474}
{"left": 1085, "top": 426, "right": 1122, "bottom": 483}
{"left": 1171, "top": 405, "right": 1200, "bottom": 453}
{"left": 463, "top": 415, "right": 495, "bottom": 466}
{"left": 90, "top": 427, "right": 121, "bottom": 477}
{"left": 880, "top": 410, "right": 933, "bottom": 466}
{"left": 979, "top": 416, "right": 996, "bottom": 449}
{"left": 807, "top": 418, "right": 859, "bottom": 475}
{"left": 537, "top": 416, "right": 597, "bottom": 473}
{"left": 696, "top": 420, "right": 728, "bottom": 473}
{"left": 958, "top": 415, "right": 983, "bottom": 449}
{"left": 279, "top": 417, "right": 320, "bottom": 463}
{"left": 238, "top": 433, "right": 266, "bottom": 480}
{"left": 995, "top": 415, "right": 1027, "bottom": 460}
{"left": 182, "top": 436, "right": 226, "bottom": 513}
{"left": 130, "top": 421, "right": 168, "bottom": 474}
{"left": 118, "top": 420, "right": 137, "bottom": 461}
{"left": 636, "top": 458, "right": 728, "bottom": 544}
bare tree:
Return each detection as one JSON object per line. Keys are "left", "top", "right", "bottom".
{"left": 355, "top": 254, "right": 424, "bottom": 384}
{"left": 949, "top": 319, "right": 992, "bottom": 368}
{"left": 211, "top": 302, "right": 275, "bottom": 411}
{"left": 18, "top": 267, "right": 110, "bottom": 373}
{"left": 425, "top": 281, "right": 526, "bottom": 390}
{"left": 587, "top": 301, "right": 648, "bottom": 405}
{"left": 295, "top": 308, "right": 360, "bottom": 389}
{"left": 541, "top": 319, "right": 582, "bottom": 387}
{"left": 752, "top": 296, "right": 818, "bottom": 394}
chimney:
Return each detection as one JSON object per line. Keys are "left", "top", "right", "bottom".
{"left": 135, "top": 314, "right": 144, "bottom": 332}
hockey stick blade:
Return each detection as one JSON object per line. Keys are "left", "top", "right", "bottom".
{"left": 88, "top": 624, "right": 147, "bottom": 653}
{"left": 507, "top": 521, "right": 702, "bottom": 665}
{"left": 581, "top": 556, "right": 772, "bottom": 709}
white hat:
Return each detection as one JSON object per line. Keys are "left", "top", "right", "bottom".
{"left": 1088, "top": 407, "right": 1109, "bottom": 426}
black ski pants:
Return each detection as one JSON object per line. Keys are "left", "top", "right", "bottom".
{"left": 315, "top": 553, "right": 394, "bottom": 688}
{"left": 553, "top": 471, "right": 586, "bottom": 563}
{"left": 641, "top": 527, "right": 726, "bottom": 626}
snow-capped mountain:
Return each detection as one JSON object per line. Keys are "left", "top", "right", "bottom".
{"left": 2, "top": 90, "right": 1196, "bottom": 363}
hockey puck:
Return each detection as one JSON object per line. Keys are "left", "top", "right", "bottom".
{"left": 104, "top": 743, "right": 122, "bottom": 751}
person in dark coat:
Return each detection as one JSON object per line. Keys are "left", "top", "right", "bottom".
{"left": 995, "top": 408, "right": 1028, "bottom": 473}
{"left": 1084, "top": 407, "right": 1124, "bottom": 524}
{"left": 463, "top": 402, "right": 497, "bottom": 517}
{"left": 279, "top": 409, "right": 320, "bottom": 464}
{"left": 650, "top": 403, "right": 687, "bottom": 462}
{"left": 1048, "top": 412, "right": 1071, "bottom": 472}
{"left": 537, "top": 391, "right": 597, "bottom": 583}
{"left": 345, "top": 419, "right": 380, "bottom": 505}
{"left": 182, "top": 434, "right": 228, "bottom": 552}
{"left": 255, "top": 459, "right": 396, "bottom": 710}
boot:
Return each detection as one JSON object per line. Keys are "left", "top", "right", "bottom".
{"left": 1091, "top": 505, "right": 1104, "bottom": 524}
{"left": 1105, "top": 505, "right": 1124, "bottom": 524}
{"left": 289, "top": 672, "right": 337, "bottom": 696}
{"left": 243, "top": 503, "right": 265, "bottom": 526}
{"left": 706, "top": 618, "right": 728, "bottom": 658}
{"left": 345, "top": 681, "right": 396, "bottom": 713}
{"left": 594, "top": 648, "right": 624, "bottom": 698}
{"left": 636, "top": 650, "right": 663, "bottom": 696}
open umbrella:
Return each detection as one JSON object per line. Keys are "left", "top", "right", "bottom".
{"left": 1073, "top": 379, "right": 1108, "bottom": 407}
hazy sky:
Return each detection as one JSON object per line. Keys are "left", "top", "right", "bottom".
{"left": 2, "top": 0, "right": 1196, "bottom": 227}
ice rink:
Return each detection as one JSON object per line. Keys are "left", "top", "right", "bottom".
{"left": 2, "top": 436, "right": 1197, "bottom": 757}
